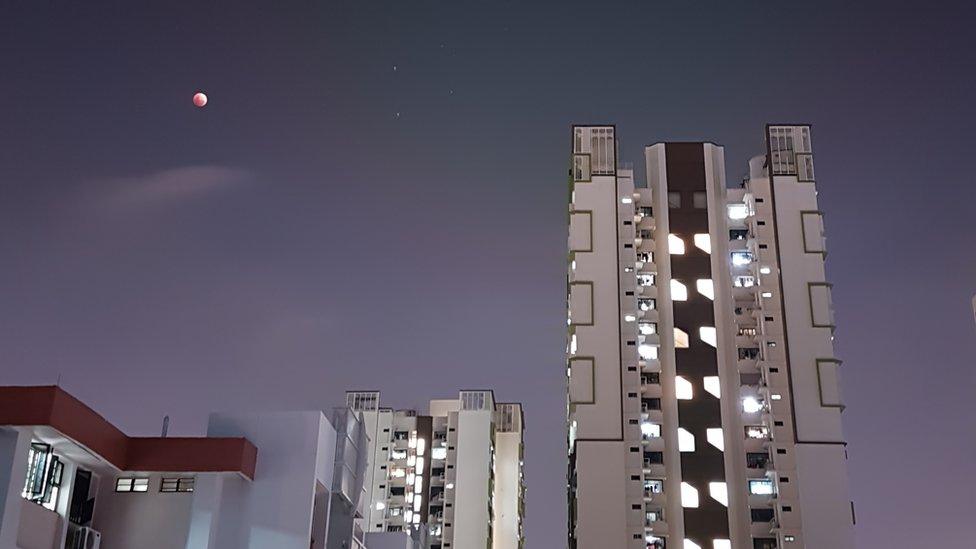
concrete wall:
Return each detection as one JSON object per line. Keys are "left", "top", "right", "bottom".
{"left": 92, "top": 473, "right": 193, "bottom": 549}
{"left": 16, "top": 499, "right": 61, "bottom": 549}
{"left": 491, "top": 431, "right": 521, "bottom": 549}
{"left": 0, "top": 428, "right": 30, "bottom": 549}
{"left": 451, "top": 410, "right": 492, "bottom": 548}
{"left": 186, "top": 411, "right": 337, "bottom": 549}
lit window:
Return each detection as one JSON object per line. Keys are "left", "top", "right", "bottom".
{"left": 375, "top": 501, "right": 386, "bottom": 510}
{"left": 784, "top": 535, "right": 796, "bottom": 542}
{"left": 696, "top": 279, "right": 714, "bottom": 300}
{"left": 675, "top": 376, "right": 693, "bottom": 400}
{"left": 680, "top": 482, "right": 699, "bottom": 508}
{"left": 160, "top": 477, "right": 194, "bottom": 493}
{"left": 431, "top": 447, "right": 447, "bottom": 460}
{"left": 761, "top": 291, "right": 773, "bottom": 298}
{"left": 624, "top": 314, "right": 636, "bottom": 322}
{"left": 670, "top": 280, "right": 688, "bottom": 301}
{"left": 569, "top": 334, "right": 577, "bottom": 355}
{"left": 668, "top": 192, "right": 681, "bottom": 209}
{"left": 674, "top": 328, "right": 690, "bottom": 349}
{"left": 668, "top": 234, "right": 686, "bottom": 255}
{"left": 694, "top": 234, "right": 711, "bottom": 254}
{"left": 638, "top": 298, "right": 656, "bottom": 311}
{"left": 760, "top": 266, "right": 772, "bottom": 274}
{"left": 638, "top": 273, "right": 656, "bottom": 287}
{"left": 641, "top": 422, "right": 661, "bottom": 439}
{"left": 638, "top": 322, "right": 657, "bottom": 335}
{"left": 706, "top": 428, "right": 724, "bottom": 451}
{"left": 678, "top": 428, "right": 695, "bottom": 452}
{"left": 771, "top": 394, "right": 782, "bottom": 400}
{"left": 708, "top": 482, "right": 729, "bottom": 507}
{"left": 703, "top": 376, "right": 721, "bottom": 399}
{"left": 745, "top": 425, "right": 769, "bottom": 439}
{"left": 733, "top": 275, "right": 755, "bottom": 288}
{"left": 728, "top": 203, "right": 749, "bottom": 220}
{"left": 748, "top": 479, "right": 774, "bottom": 495}
{"left": 731, "top": 251, "right": 754, "bottom": 266}
{"left": 622, "top": 196, "right": 633, "bottom": 204}
{"left": 115, "top": 477, "right": 150, "bottom": 493}
{"left": 699, "top": 327, "right": 717, "bottom": 348}
{"left": 638, "top": 344, "right": 658, "bottom": 361}
{"left": 742, "top": 397, "right": 763, "bottom": 414}
{"left": 713, "top": 539, "right": 732, "bottom": 549}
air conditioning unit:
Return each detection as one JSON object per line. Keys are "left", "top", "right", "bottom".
{"left": 68, "top": 526, "right": 101, "bottom": 549}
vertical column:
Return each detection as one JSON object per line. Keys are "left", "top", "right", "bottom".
{"left": 0, "top": 427, "right": 30, "bottom": 549}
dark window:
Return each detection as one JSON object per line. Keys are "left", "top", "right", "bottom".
{"left": 753, "top": 538, "right": 777, "bottom": 549}
{"left": 757, "top": 221, "right": 766, "bottom": 226}
{"left": 631, "top": 475, "right": 640, "bottom": 480}
{"left": 160, "top": 477, "right": 194, "bottom": 493}
{"left": 668, "top": 192, "right": 681, "bottom": 209}
{"left": 730, "top": 228, "right": 749, "bottom": 240}
{"left": 624, "top": 243, "right": 633, "bottom": 249}
{"left": 746, "top": 452, "right": 769, "bottom": 469}
{"left": 779, "top": 477, "right": 790, "bottom": 483}
{"left": 769, "top": 367, "right": 779, "bottom": 373}
{"left": 631, "top": 504, "right": 641, "bottom": 510}
{"left": 774, "top": 421, "right": 784, "bottom": 427}
{"left": 755, "top": 198, "right": 765, "bottom": 203}
{"left": 693, "top": 191, "right": 707, "bottom": 209}
{"left": 644, "top": 451, "right": 664, "bottom": 464}
{"left": 776, "top": 449, "right": 787, "bottom": 454}
{"left": 390, "top": 486, "right": 405, "bottom": 496}
{"left": 751, "top": 508, "right": 775, "bottom": 522}
{"left": 759, "top": 244, "right": 768, "bottom": 249}
{"left": 624, "top": 220, "right": 632, "bottom": 226}
{"left": 782, "top": 505, "right": 792, "bottom": 512}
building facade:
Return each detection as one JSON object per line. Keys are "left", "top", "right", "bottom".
{"left": 0, "top": 385, "right": 369, "bottom": 549}
{"left": 567, "top": 125, "right": 855, "bottom": 549}
{"left": 348, "top": 390, "right": 525, "bottom": 549}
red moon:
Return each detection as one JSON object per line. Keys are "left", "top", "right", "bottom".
{"left": 193, "top": 92, "right": 208, "bottom": 108}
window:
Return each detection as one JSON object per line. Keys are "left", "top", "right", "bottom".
{"left": 638, "top": 273, "right": 656, "bottom": 287}
{"left": 731, "top": 250, "right": 754, "bottom": 266}
{"left": 730, "top": 228, "right": 749, "bottom": 240}
{"left": 638, "top": 344, "right": 658, "bottom": 361}
{"left": 668, "top": 192, "right": 681, "bottom": 208}
{"left": 670, "top": 279, "right": 688, "bottom": 301}
{"left": 745, "top": 425, "right": 769, "bottom": 439}
{"left": 733, "top": 275, "right": 756, "bottom": 288}
{"left": 160, "top": 477, "right": 195, "bottom": 493}
{"left": 642, "top": 398, "right": 661, "bottom": 412}
{"left": 639, "top": 229, "right": 653, "bottom": 239}
{"left": 673, "top": 328, "right": 690, "bottom": 349}
{"left": 638, "top": 298, "right": 656, "bottom": 311}
{"left": 668, "top": 234, "right": 685, "bottom": 255}
{"left": 115, "top": 477, "right": 150, "bottom": 493}
{"left": 748, "top": 479, "right": 774, "bottom": 495}
{"left": 644, "top": 479, "right": 664, "bottom": 494}
{"left": 728, "top": 203, "right": 750, "bottom": 220}
{"left": 747, "top": 452, "right": 769, "bottom": 469}
{"left": 693, "top": 191, "right": 707, "bottom": 209}
{"left": 751, "top": 508, "right": 775, "bottom": 522}
{"left": 637, "top": 251, "right": 653, "bottom": 263}
{"left": 644, "top": 451, "right": 664, "bottom": 464}
{"left": 757, "top": 220, "right": 766, "bottom": 226}
{"left": 639, "top": 206, "right": 653, "bottom": 217}
{"left": 22, "top": 443, "right": 62, "bottom": 509}
{"left": 638, "top": 321, "right": 657, "bottom": 335}
{"left": 739, "top": 347, "right": 760, "bottom": 360}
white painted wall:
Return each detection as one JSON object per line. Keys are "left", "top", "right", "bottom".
{"left": 491, "top": 431, "right": 521, "bottom": 549}
{"left": 0, "top": 428, "right": 30, "bottom": 549}
{"left": 92, "top": 473, "right": 193, "bottom": 549}
{"left": 451, "top": 410, "right": 492, "bottom": 548}
{"left": 185, "top": 411, "right": 337, "bottom": 549}
{"left": 16, "top": 499, "right": 61, "bottom": 549}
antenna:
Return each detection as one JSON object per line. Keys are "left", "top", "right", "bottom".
{"left": 161, "top": 416, "right": 170, "bottom": 438}
{"left": 56, "top": 373, "right": 62, "bottom": 386}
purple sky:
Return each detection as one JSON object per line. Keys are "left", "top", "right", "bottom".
{"left": 2, "top": 2, "right": 974, "bottom": 547}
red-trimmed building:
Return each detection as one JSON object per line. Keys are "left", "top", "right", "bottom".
{"left": 0, "top": 385, "right": 368, "bottom": 549}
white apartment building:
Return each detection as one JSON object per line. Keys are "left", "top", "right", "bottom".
{"left": 348, "top": 390, "right": 525, "bottom": 549}
{"left": 567, "top": 125, "right": 855, "bottom": 549}
{"left": 0, "top": 385, "right": 370, "bottom": 549}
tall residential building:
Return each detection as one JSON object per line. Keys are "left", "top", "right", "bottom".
{"left": 348, "top": 390, "right": 525, "bottom": 549}
{"left": 566, "top": 125, "right": 855, "bottom": 549}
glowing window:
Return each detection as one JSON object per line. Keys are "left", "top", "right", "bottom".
{"left": 708, "top": 482, "right": 729, "bottom": 507}
{"left": 638, "top": 322, "right": 657, "bottom": 335}
{"left": 431, "top": 447, "right": 447, "bottom": 460}
{"left": 703, "top": 376, "right": 721, "bottom": 399}
{"left": 749, "top": 479, "right": 774, "bottom": 495}
{"left": 733, "top": 275, "right": 755, "bottom": 288}
{"left": 680, "top": 482, "right": 699, "bottom": 508}
{"left": 678, "top": 428, "right": 695, "bottom": 452}
{"left": 760, "top": 266, "right": 772, "bottom": 275}
{"left": 639, "top": 344, "right": 658, "bottom": 361}
{"left": 641, "top": 422, "right": 661, "bottom": 439}
{"left": 699, "top": 327, "right": 717, "bottom": 348}
{"left": 669, "top": 234, "right": 686, "bottom": 255}
{"left": 638, "top": 273, "right": 656, "bottom": 287}
{"left": 696, "top": 279, "right": 714, "bottom": 300}
{"left": 675, "top": 376, "right": 693, "bottom": 400}
{"left": 624, "top": 314, "right": 636, "bottom": 322}
{"left": 674, "top": 328, "right": 690, "bottom": 349}
{"left": 694, "top": 234, "right": 711, "bottom": 254}
{"left": 742, "top": 397, "right": 763, "bottom": 414}
{"left": 728, "top": 203, "right": 749, "bottom": 220}
{"left": 622, "top": 196, "right": 633, "bottom": 204}
{"left": 670, "top": 279, "right": 688, "bottom": 301}
{"left": 761, "top": 291, "right": 773, "bottom": 298}
{"left": 713, "top": 539, "right": 732, "bottom": 549}
{"left": 745, "top": 425, "right": 769, "bottom": 439}
{"left": 771, "top": 394, "right": 782, "bottom": 401}
{"left": 731, "top": 251, "right": 754, "bottom": 266}
{"left": 706, "top": 428, "right": 724, "bottom": 451}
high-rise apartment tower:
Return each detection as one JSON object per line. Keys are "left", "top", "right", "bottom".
{"left": 566, "top": 125, "right": 855, "bottom": 549}
{"left": 347, "top": 390, "right": 525, "bottom": 549}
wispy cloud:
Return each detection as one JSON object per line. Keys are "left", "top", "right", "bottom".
{"left": 97, "top": 166, "right": 251, "bottom": 210}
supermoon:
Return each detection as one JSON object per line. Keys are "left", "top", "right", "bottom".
{"left": 193, "top": 92, "right": 208, "bottom": 108}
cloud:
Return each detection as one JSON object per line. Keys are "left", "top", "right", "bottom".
{"left": 98, "top": 166, "right": 251, "bottom": 210}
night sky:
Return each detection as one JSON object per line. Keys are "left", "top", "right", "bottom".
{"left": 2, "top": 1, "right": 973, "bottom": 547}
